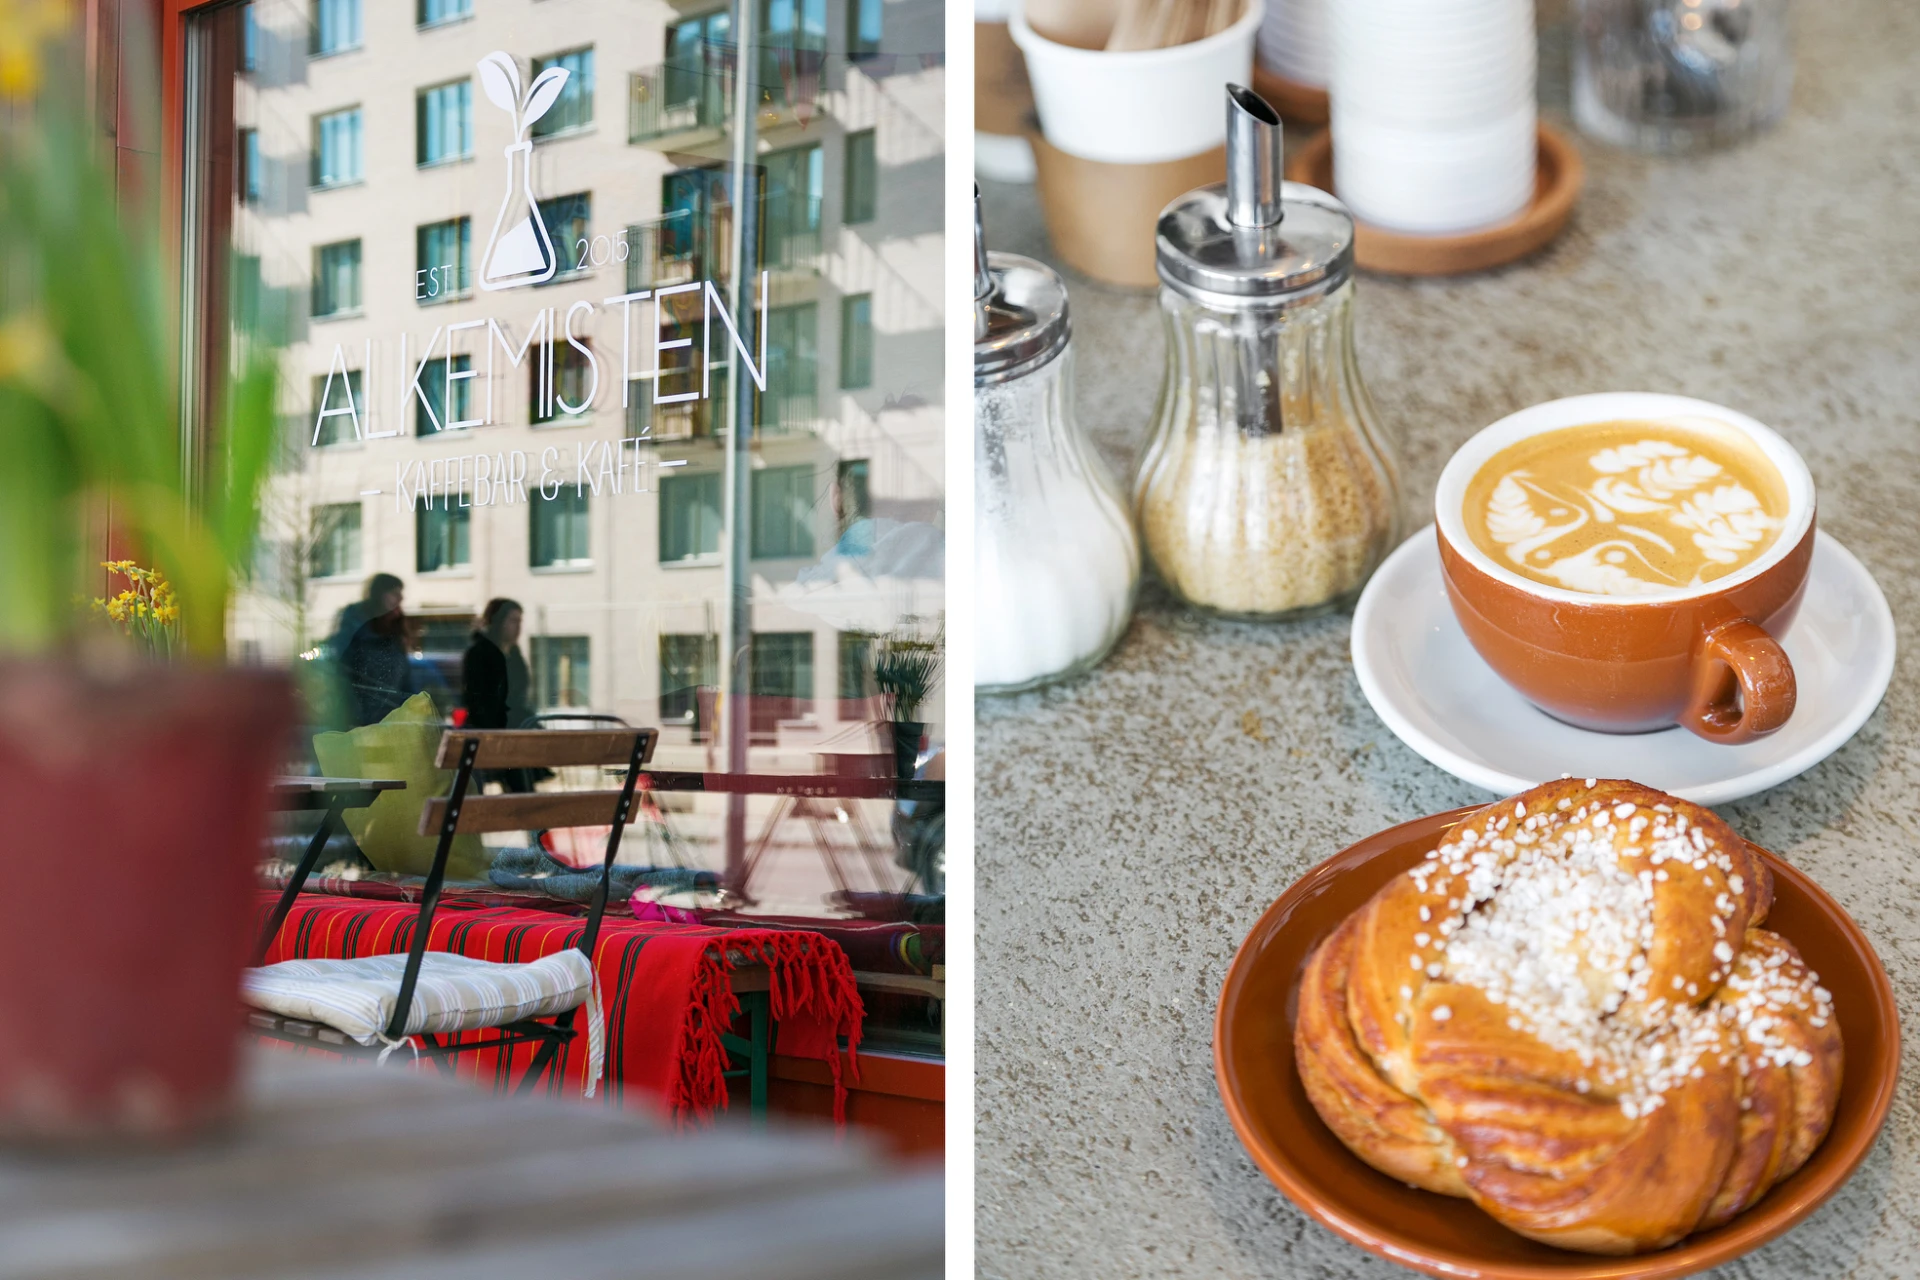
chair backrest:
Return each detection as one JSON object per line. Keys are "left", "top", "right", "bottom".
{"left": 384, "top": 726, "right": 658, "bottom": 1041}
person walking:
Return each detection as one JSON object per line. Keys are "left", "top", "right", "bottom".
{"left": 462, "top": 598, "right": 537, "bottom": 791}
{"left": 332, "top": 573, "right": 414, "bottom": 727}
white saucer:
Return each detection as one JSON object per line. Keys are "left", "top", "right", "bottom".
{"left": 1351, "top": 527, "right": 1896, "bottom": 805}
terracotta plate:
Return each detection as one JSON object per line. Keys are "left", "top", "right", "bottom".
{"left": 1214, "top": 807, "right": 1900, "bottom": 1279}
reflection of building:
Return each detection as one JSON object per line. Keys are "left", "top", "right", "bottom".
{"left": 230, "top": 0, "right": 944, "bottom": 756}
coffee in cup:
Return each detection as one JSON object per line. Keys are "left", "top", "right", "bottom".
{"left": 1435, "top": 394, "right": 1815, "bottom": 744}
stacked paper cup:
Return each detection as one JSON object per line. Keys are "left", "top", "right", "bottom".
{"left": 1257, "top": 0, "right": 1327, "bottom": 89}
{"left": 1328, "top": 0, "right": 1536, "bottom": 235}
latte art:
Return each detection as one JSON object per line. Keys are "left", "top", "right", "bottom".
{"left": 1464, "top": 419, "right": 1791, "bottom": 595}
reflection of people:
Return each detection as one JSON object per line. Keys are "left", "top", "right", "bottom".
{"left": 461, "top": 598, "right": 530, "bottom": 729}
{"left": 462, "top": 598, "right": 537, "bottom": 792}
{"left": 332, "top": 573, "right": 416, "bottom": 727}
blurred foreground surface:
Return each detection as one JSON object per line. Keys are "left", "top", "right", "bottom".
{"left": 0, "top": 1047, "right": 943, "bottom": 1279}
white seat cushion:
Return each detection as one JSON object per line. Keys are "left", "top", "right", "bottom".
{"left": 243, "top": 950, "right": 602, "bottom": 1093}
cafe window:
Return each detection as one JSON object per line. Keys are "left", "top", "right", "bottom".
{"left": 532, "top": 636, "right": 592, "bottom": 709}
{"left": 531, "top": 341, "right": 594, "bottom": 424}
{"left": 844, "top": 129, "right": 877, "bottom": 224}
{"left": 751, "top": 632, "right": 814, "bottom": 702}
{"left": 531, "top": 487, "right": 591, "bottom": 567}
{"left": 418, "top": 0, "right": 472, "bottom": 28}
{"left": 660, "top": 471, "right": 722, "bottom": 563}
{"left": 311, "top": 0, "right": 361, "bottom": 57}
{"left": 416, "top": 80, "right": 472, "bottom": 167}
{"left": 416, "top": 503, "right": 471, "bottom": 573}
{"left": 532, "top": 48, "right": 595, "bottom": 138}
{"left": 239, "top": 128, "right": 263, "bottom": 204}
{"left": 851, "top": 0, "right": 883, "bottom": 57}
{"left": 311, "top": 107, "right": 362, "bottom": 188}
{"left": 311, "top": 239, "right": 361, "bottom": 317}
{"left": 310, "top": 503, "right": 362, "bottom": 579}
{"left": 538, "top": 193, "right": 592, "bottom": 280}
{"left": 841, "top": 294, "right": 874, "bottom": 389}
{"left": 838, "top": 630, "right": 875, "bottom": 701}
{"left": 837, "top": 458, "right": 872, "bottom": 536}
{"left": 415, "top": 217, "right": 472, "bottom": 302}
{"left": 659, "top": 633, "right": 717, "bottom": 723}
{"left": 415, "top": 355, "right": 472, "bottom": 436}
{"left": 751, "top": 465, "right": 816, "bottom": 560}
{"left": 309, "top": 369, "right": 365, "bottom": 447}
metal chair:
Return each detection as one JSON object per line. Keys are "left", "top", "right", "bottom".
{"left": 246, "top": 728, "right": 655, "bottom": 1095}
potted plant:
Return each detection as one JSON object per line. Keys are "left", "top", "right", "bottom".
{"left": 872, "top": 626, "right": 944, "bottom": 780}
{"left": 0, "top": 21, "right": 292, "bottom": 1140}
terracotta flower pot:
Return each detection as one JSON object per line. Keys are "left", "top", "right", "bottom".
{"left": 0, "top": 659, "right": 294, "bottom": 1142}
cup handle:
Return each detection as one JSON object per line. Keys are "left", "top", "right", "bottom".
{"left": 1682, "top": 618, "right": 1796, "bottom": 745}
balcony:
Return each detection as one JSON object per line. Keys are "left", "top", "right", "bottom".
{"left": 628, "top": 46, "right": 827, "bottom": 150}
{"left": 626, "top": 207, "right": 732, "bottom": 291}
{"left": 761, "top": 193, "right": 822, "bottom": 273}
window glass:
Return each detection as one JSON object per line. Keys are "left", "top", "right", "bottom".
{"left": 417, "top": 81, "right": 472, "bottom": 166}
{"left": 416, "top": 503, "right": 472, "bottom": 572}
{"left": 312, "top": 0, "right": 361, "bottom": 56}
{"left": 217, "top": 0, "right": 945, "bottom": 933}
{"left": 311, "top": 503, "right": 363, "bottom": 579}
{"left": 840, "top": 294, "right": 873, "bottom": 388}
{"left": 532, "top": 635, "right": 592, "bottom": 708}
{"left": 311, "top": 107, "right": 362, "bottom": 187}
{"left": 311, "top": 239, "right": 361, "bottom": 316}
{"left": 418, "top": 0, "right": 472, "bottom": 27}
{"left": 530, "top": 487, "right": 591, "bottom": 567}
{"left": 414, "top": 217, "right": 472, "bottom": 302}
{"left": 850, "top": 0, "right": 883, "bottom": 57}
{"left": 532, "top": 48, "right": 595, "bottom": 137}
{"left": 844, "top": 129, "right": 877, "bottom": 224}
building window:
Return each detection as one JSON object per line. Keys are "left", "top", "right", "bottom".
{"left": 751, "top": 464, "right": 815, "bottom": 560}
{"left": 311, "top": 0, "right": 361, "bottom": 56}
{"left": 530, "top": 341, "right": 594, "bottom": 424}
{"left": 415, "top": 217, "right": 472, "bottom": 302}
{"left": 764, "top": 302, "right": 817, "bottom": 431}
{"left": 416, "top": 80, "right": 472, "bottom": 166}
{"left": 530, "top": 487, "right": 591, "bottom": 567}
{"left": 415, "top": 503, "right": 471, "bottom": 573}
{"left": 838, "top": 631, "right": 876, "bottom": 701}
{"left": 309, "top": 369, "right": 364, "bottom": 446}
{"left": 751, "top": 632, "right": 814, "bottom": 701}
{"left": 239, "top": 128, "right": 263, "bottom": 204}
{"left": 532, "top": 48, "right": 595, "bottom": 137}
{"left": 764, "top": 144, "right": 822, "bottom": 268}
{"left": 311, "top": 107, "right": 362, "bottom": 188}
{"left": 310, "top": 503, "right": 362, "bottom": 578}
{"left": 535, "top": 192, "right": 591, "bottom": 282}
{"left": 850, "top": 0, "right": 883, "bottom": 58}
{"left": 532, "top": 636, "right": 592, "bottom": 709}
{"left": 836, "top": 458, "right": 872, "bottom": 537}
{"left": 659, "top": 471, "right": 722, "bottom": 563}
{"left": 312, "top": 239, "right": 361, "bottom": 317}
{"left": 415, "top": 355, "right": 472, "bottom": 435}
{"left": 659, "top": 633, "right": 717, "bottom": 723}
{"left": 417, "top": 0, "right": 471, "bottom": 27}
{"left": 243, "top": 2, "right": 258, "bottom": 72}
{"left": 840, "top": 293, "right": 874, "bottom": 389}
{"left": 844, "top": 129, "right": 877, "bottom": 224}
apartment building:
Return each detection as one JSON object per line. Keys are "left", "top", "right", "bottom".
{"left": 229, "top": 0, "right": 945, "bottom": 759}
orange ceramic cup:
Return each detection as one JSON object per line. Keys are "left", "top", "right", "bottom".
{"left": 1435, "top": 393, "right": 1815, "bottom": 744}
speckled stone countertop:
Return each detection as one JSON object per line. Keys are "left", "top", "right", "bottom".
{"left": 975, "top": 3, "right": 1920, "bottom": 1275}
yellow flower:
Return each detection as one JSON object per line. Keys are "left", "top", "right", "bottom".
{"left": 0, "top": 0, "right": 72, "bottom": 100}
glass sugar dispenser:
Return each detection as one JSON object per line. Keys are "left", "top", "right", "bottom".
{"left": 1135, "top": 87, "right": 1401, "bottom": 620}
{"left": 974, "top": 191, "right": 1140, "bottom": 695}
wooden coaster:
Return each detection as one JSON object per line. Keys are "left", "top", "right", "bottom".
{"left": 1252, "top": 62, "right": 1329, "bottom": 127}
{"left": 1285, "top": 122, "right": 1585, "bottom": 277}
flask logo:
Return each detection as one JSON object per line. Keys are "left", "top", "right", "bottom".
{"left": 477, "top": 51, "right": 571, "bottom": 291}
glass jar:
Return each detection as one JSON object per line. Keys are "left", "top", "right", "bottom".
{"left": 1134, "top": 87, "right": 1400, "bottom": 620}
{"left": 1573, "top": 0, "right": 1793, "bottom": 153}
{"left": 975, "top": 202, "right": 1140, "bottom": 695}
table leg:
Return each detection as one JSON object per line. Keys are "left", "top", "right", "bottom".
{"left": 253, "top": 800, "right": 345, "bottom": 967}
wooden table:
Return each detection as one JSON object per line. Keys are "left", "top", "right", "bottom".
{"left": 0, "top": 1048, "right": 942, "bottom": 1280}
